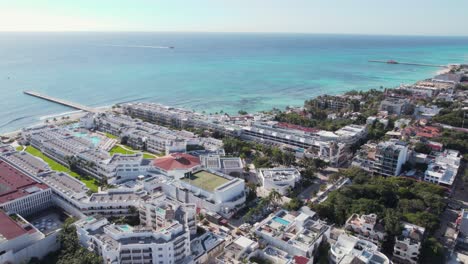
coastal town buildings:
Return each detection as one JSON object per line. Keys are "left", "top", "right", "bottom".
{"left": 0, "top": 211, "right": 60, "bottom": 264}
{"left": 76, "top": 214, "right": 192, "bottom": 264}
{"left": 373, "top": 140, "right": 409, "bottom": 177}
{"left": 308, "top": 94, "right": 360, "bottom": 112}
{"left": 257, "top": 168, "right": 301, "bottom": 195}
{"left": 344, "top": 214, "right": 386, "bottom": 244}
{"left": 216, "top": 236, "right": 259, "bottom": 263}
{"left": 352, "top": 140, "right": 409, "bottom": 177}
{"left": 423, "top": 149, "right": 461, "bottom": 187}
{"left": 0, "top": 160, "right": 52, "bottom": 216}
{"left": 392, "top": 222, "right": 425, "bottom": 264}
{"left": 199, "top": 154, "right": 244, "bottom": 176}
{"left": 329, "top": 234, "right": 390, "bottom": 264}
{"left": 379, "top": 98, "right": 413, "bottom": 116}
{"left": 254, "top": 210, "right": 330, "bottom": 258}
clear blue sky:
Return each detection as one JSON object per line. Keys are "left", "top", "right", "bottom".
{"left": 1, "top": 0, "right": 467, "bottom": 36}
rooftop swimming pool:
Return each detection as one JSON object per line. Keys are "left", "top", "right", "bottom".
{"left": 73, "top": 132, "right": 101, "bottom": 146}
{"left": 272, "top": 216, "right": 290, "bottom": 226}
{"left": 118, "top": 225, "right": 133, "bottom": 232}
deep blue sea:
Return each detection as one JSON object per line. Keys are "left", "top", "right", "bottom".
{"left": 1, "top": 32, "right": 468, "bottom": 133}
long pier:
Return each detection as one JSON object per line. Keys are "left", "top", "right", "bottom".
{"left": 23, "top": 91, "right": 98, "bottom": 113}
{"left": 369, "top": 60, "right": 448, "bottom": 68}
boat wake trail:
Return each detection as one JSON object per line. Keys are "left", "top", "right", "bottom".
{"left": 97, "top": 44, "right": 172, "bottom": 49}
{"left": 0, "top": 115, "right": 33, "bottom": 128}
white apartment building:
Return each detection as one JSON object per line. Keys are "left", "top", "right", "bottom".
{"left": 243, "top": 122, "right": 366, "bottom": 166}
{"left": 258, "top": 168, "right": 301, "bottom": 195}
{"left": 329, "top": 234, "right": 390, "bottom": 264}
{"left": 344, "top": 214, "right": 386, "bottom": 244}
{"left": 393, "top": 222, "right": 425, "bottom": 264}
{"left": 424, "top": 149, "right": 461, "bottom": 187}
{"left": 76, "top": 215, "right": 191, "bottom": 264}
{"left": 139, "top": 194, "right": 197, "bottom": 236}
{"left": 254, "top": 210, "right": 330, "bottom": 258}
{"left": 373, "top": 140, "right": 409, "bottom": 176}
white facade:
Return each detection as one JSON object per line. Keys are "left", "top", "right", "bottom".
{"left": 0, "top": 212, "right": 60, "bottom": 264}
{"left": 200, "top": 155, "right": 244, "bottom": 176}
{"left": 344, "top": 214, "right": 386, "bottom": 244}
{"left": 329, "top": 234, "right": 390, "bottom": 264}
{"left": 254, "top": 210, "right": 330, "bottom": 258}
{"left": 393, "top": 222, "right": 425, "bottom": 264}
{"left": 424, "top": 149, "right": 461, "bottom": 187}
{"left": 373, "top": 140, "right": 409, "bottom": 176}
{"left": 258, "top": 168, "right": 301, "bottom": 195}
{"left": 76, "top": 215, "right": 191, "bottom": 264}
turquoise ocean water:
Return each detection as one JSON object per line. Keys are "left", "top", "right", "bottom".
{"left": 1, "top": 33, "right": 468, "bottom": 133}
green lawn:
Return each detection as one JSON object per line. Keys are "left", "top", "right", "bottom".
{"left": 109, "top": 145, "right": 158, "bottom": 159}
{"left": 181, "top": 171, "right": 230, "bottom": 192}
{"left": 104, "top": 132, "right": 119, "bottom": 139}
{"left": 16, "top": 146, "right": 23, "bottom": 151}
{"left": 24, "top": 146, "right": 98, "bottom": 192}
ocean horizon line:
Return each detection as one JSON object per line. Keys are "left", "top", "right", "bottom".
{"left": 1, "top": 31, "right": 468, "bottom": 38}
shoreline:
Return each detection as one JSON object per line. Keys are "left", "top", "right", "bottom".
{"left": 0, "top": 64, "right": 457, "bottom": 138}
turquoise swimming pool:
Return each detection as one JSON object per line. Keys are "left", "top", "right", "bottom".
{"left": 272, "top": 216, "right": 290, "bottom": 226}
{"left": 118, "top": 225, "right": 133, "bottom": 232}
{"left": 74, "top": 132, "right": 101, "bottom": 146}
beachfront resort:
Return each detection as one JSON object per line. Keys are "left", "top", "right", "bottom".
{"left": 0, "top": 64, "right": 468, "bottom": 264}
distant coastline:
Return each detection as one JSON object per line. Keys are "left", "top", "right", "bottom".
{"left": 0, "top": 63, "right": 456, "bottom": 138}
{"left": 1, "top": 33, "right": 467, "bottom": 134}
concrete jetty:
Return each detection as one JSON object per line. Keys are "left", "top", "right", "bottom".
{"left": 369, "top": 60, "right": 448, "bottom": 68}
{"left": 23, "top": 91, "right": 98, "bottom": 113}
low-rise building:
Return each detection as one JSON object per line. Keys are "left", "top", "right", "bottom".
{"left": 424, "top": 149, "right": 461, "bottom": 187}
{"left": 258, "top": 168, "right": 301, "bottom": 195}
{"left": 329, "top": 234, "right": 390, "bottom": 264}
{"left": 216, "top": 236, "right": 259, "bottom": 263}
{"left": 393, "top": 222, "right": 425, "bottom": 264}
{"left": 254, "top": 210, "right": 330, "bottom": 258}
{"left": 344, "top": 214, "right": 386, "bottom": 244}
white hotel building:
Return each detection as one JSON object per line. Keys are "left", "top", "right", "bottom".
{"left": 76, "top": 214, "right": 191, "bottom": 264}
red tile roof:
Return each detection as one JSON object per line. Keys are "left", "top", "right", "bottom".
{"left": 276, "top": 122, "right": 320, "bottom": 133}
{"left": 0, "top": 161, "right": 49, "bottom": 204}
{"left": 0, "top": 211, "right": 29, "bottom": 240}
{"left": 294, "top": 256, "right": 310, "bottom": 264}
{"left": 153, "top": 153, "right": 200, "bottom": 171}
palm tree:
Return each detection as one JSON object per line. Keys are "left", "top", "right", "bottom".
{"left": 268, "top": 189, "right": 282, "bottom": 206}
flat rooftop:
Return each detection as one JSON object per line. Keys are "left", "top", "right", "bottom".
{"left": 259, "top": 168, "right": 300, "bottom": 181}
{"left": 38, "top": 172, "right": 88, "bottom": 199}
{"left": 181, "top": 170, "right": 230, "bottom": 192}
{"left": 0, "top": 211, "right": 35, "bottom": 241}
{"left": 1, "top": 151, "right": 50, "bottom": 176}
{"left": 89, "top": 192, "right": 139, "bottom": 203}
{"left": 0, "top": 160, "right": 49, "bottom": 204}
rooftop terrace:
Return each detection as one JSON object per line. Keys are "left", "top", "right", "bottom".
{"left": 181, "top": 170, "right": 230, "bottom": 192}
